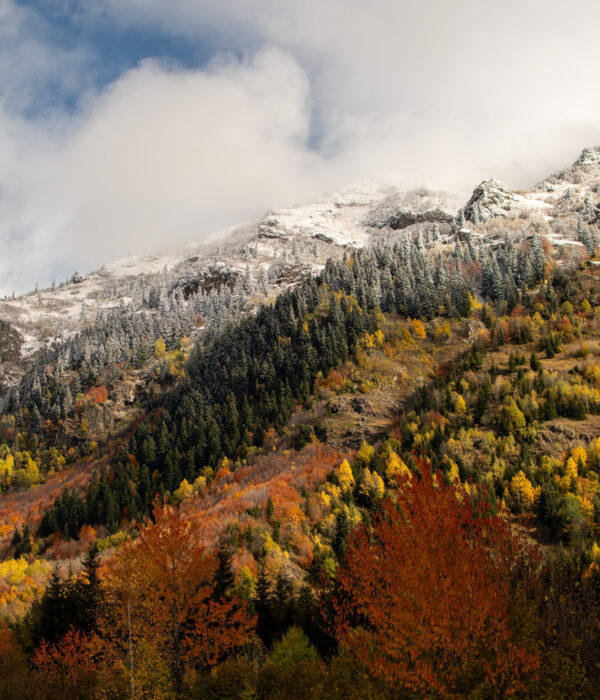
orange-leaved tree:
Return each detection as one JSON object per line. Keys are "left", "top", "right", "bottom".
{"left": 32, "top": 628, "right": 99, "bottom": 700}
{"left": 333, "top": 467, "right": 539, "bottom": 698}
{"left": 101, "top": 501, "right": 255, "bottom": 698}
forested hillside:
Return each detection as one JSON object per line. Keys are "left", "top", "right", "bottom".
{"left": 1, "top": 150, "right": 600, "bottom": 698}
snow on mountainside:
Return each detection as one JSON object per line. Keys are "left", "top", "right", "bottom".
{"left": 0, "top": 181, "right": 449, "bottom": 364}
{"left": 0, "top": 147, "right": 599, "bottom": 395}
{"left": 365, "top": 187, "right": 460, "bottom": 230}
{"left": 0, "top": 182, "right": 394, "bottom": 388}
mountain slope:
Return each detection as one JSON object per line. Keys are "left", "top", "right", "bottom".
{"left": 2, "top": 146, "right": 598, "bottom": 390}
{"left": 1, "top": 147, "right": 600, "bottom": 696}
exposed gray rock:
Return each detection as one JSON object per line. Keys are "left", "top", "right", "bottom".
{"left": 575, "top": 146, "right": 600, "bottom": 167}
{"left": 365, "top": 188, "right": 458, "bottom": 230}
{"left": 464, "top": 179, "right": 517, "bottom": 221}
{"left": 257, "top": 218, "right": 289, "bottom": 239}
{"left": 377, "top": 207, "right": 454, "bottom": 230}
{"left": 173, "top": 264, "right": 240, "bottom": 298}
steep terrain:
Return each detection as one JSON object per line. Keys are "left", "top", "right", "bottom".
{"left": 0, "top": 182, "right": 387, "bottom": 371}
{"left": 2, "top": 147, "right": 599, "bottom": 393}
{"left": 0, "top": 146, "right": 598, "bottom": 535}
{"left": 1, "top": 147, "right": 600, "bottom": 698}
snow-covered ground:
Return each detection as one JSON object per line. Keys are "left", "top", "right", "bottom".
{"left": 0, "top": 182, "right": 391, "bottom": 360}
{"left": 1, "top": 147, "right": 598, "bottom": 367}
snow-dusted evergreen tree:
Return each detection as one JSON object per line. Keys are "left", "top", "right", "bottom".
{"left": 578, "top": 218, "right": 595, "bottom": 256}
{"left": 466, "top": 233, "right": 476, "bottom": 262}
{"left": 530, "top": 235, "right": 546, "bottom": 282}
{"left": 453, "top": 240, "right": 464, "bottom": 262}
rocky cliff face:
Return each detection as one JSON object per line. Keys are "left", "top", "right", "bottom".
{"left": 463, "top": 179, "right": 518, "bottom": 222}
{"left": 364, "top": 188, "right": 458, "bottom": 230}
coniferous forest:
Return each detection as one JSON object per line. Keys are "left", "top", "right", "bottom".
{"left": 1, "top": 216, "right": 600, "bottom": 698}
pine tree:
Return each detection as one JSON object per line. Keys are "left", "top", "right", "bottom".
{"left": 266, "top": 496, "right": 275, "bottom": 522}
{"left": 214, "top": 540, "right": 235, "bottom": 599}
{"left": 530, "top": 235, "right": 545, "bottom": 282}
{"left": 466, "top": 233, "right": 477, "bottom": 261}
{"left": 30, "top": 406, "right": 43, "bottom": 434}
{"left": 578, "top": 219, "right": 596, "bottom": 256}
{"left": 15, "top": 524, "right": 32, "bottom": 557}
{"left": 74, "top": 546, "right": 103, "bottom": 635}
{"left": 333, "top": 508, "right": 350, "bottom": 557}
{"left": 272, "top": 571, "right": 294, "bottom": 640}
{"left": 254, "top": 567, "right": 273, "bottom": 647}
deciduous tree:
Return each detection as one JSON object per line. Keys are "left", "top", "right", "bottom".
{"left": 32, "top": 628, "right": 98, "bottom": 700}
{"left": 333, "top": 468, "right": 539, "bottom": 697}
{"left": 101, "top": 502, "right": 255, "bottom": 698}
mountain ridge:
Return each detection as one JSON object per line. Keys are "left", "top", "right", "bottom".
{"left": 1, "top": 146, "right": 598, "bottom": 379}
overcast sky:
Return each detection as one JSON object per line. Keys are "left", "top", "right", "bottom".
{"left": 1, "top": 0, "right": 600, "bottom": 295}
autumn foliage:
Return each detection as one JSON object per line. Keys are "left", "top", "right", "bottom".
{"left": 333, "top": 468, "right": 540, "bottom": 697}
{"left": 32, "top": 628, "right": 99, "bottom": 700}
{"left": 100, "top": 502, "right": 255, "bottom": 697}
{"left": 0, "top": 620, "right": 34, "bottom": 698}
{"left": 86, "top": 385, "right": 109, "bottom": 404}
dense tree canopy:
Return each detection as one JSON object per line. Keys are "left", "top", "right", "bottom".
{"left": 334, "top": 467, "right": 539, "bottom": 696}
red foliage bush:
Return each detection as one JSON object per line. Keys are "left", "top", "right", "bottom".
{"left": 86, "top": 386, "right": 108, "bottom": 404}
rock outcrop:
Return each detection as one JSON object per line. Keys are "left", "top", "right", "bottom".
{"left": 464, "top": 179, "right": 517, "bottom": 222}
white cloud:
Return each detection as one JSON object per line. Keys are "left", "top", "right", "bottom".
{"left": 2, "top": 0, "right": 600, "bottom": 294}
{"left": 0, "top": 47, "right": 329, "bottom": 294}
{"left": 0, "top": 0, "right": 95, "bottom": 115}
{"left": 103, "top": 0, "right": 600, "bottom": 183}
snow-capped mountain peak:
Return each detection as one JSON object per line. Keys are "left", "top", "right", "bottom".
{"left": 1, "top": 148, "right": 599, "bottom": 400}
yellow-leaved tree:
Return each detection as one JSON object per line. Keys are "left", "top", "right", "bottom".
{"left": 385, "top": 452, "right": 411, "bottom": 485}
{"left": 510, "top": 471, "right": 539, "bottom": 510}
{"left": 338, "top": 460, "right": 355, "bottom": 493}
{"left": 455, "top": 394, "right": 467, "bottom": 415}
{"left": 360, "top": 469, "right": 384, "bottom": 500}
{"left": 411, "top": 319, "right": 426, "bottom": 339}
{"left": 356, "top": 441, "right": 374, "bottom": 466}
{"left": 154, "top": 337, "right": 166, "bottom": 359}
